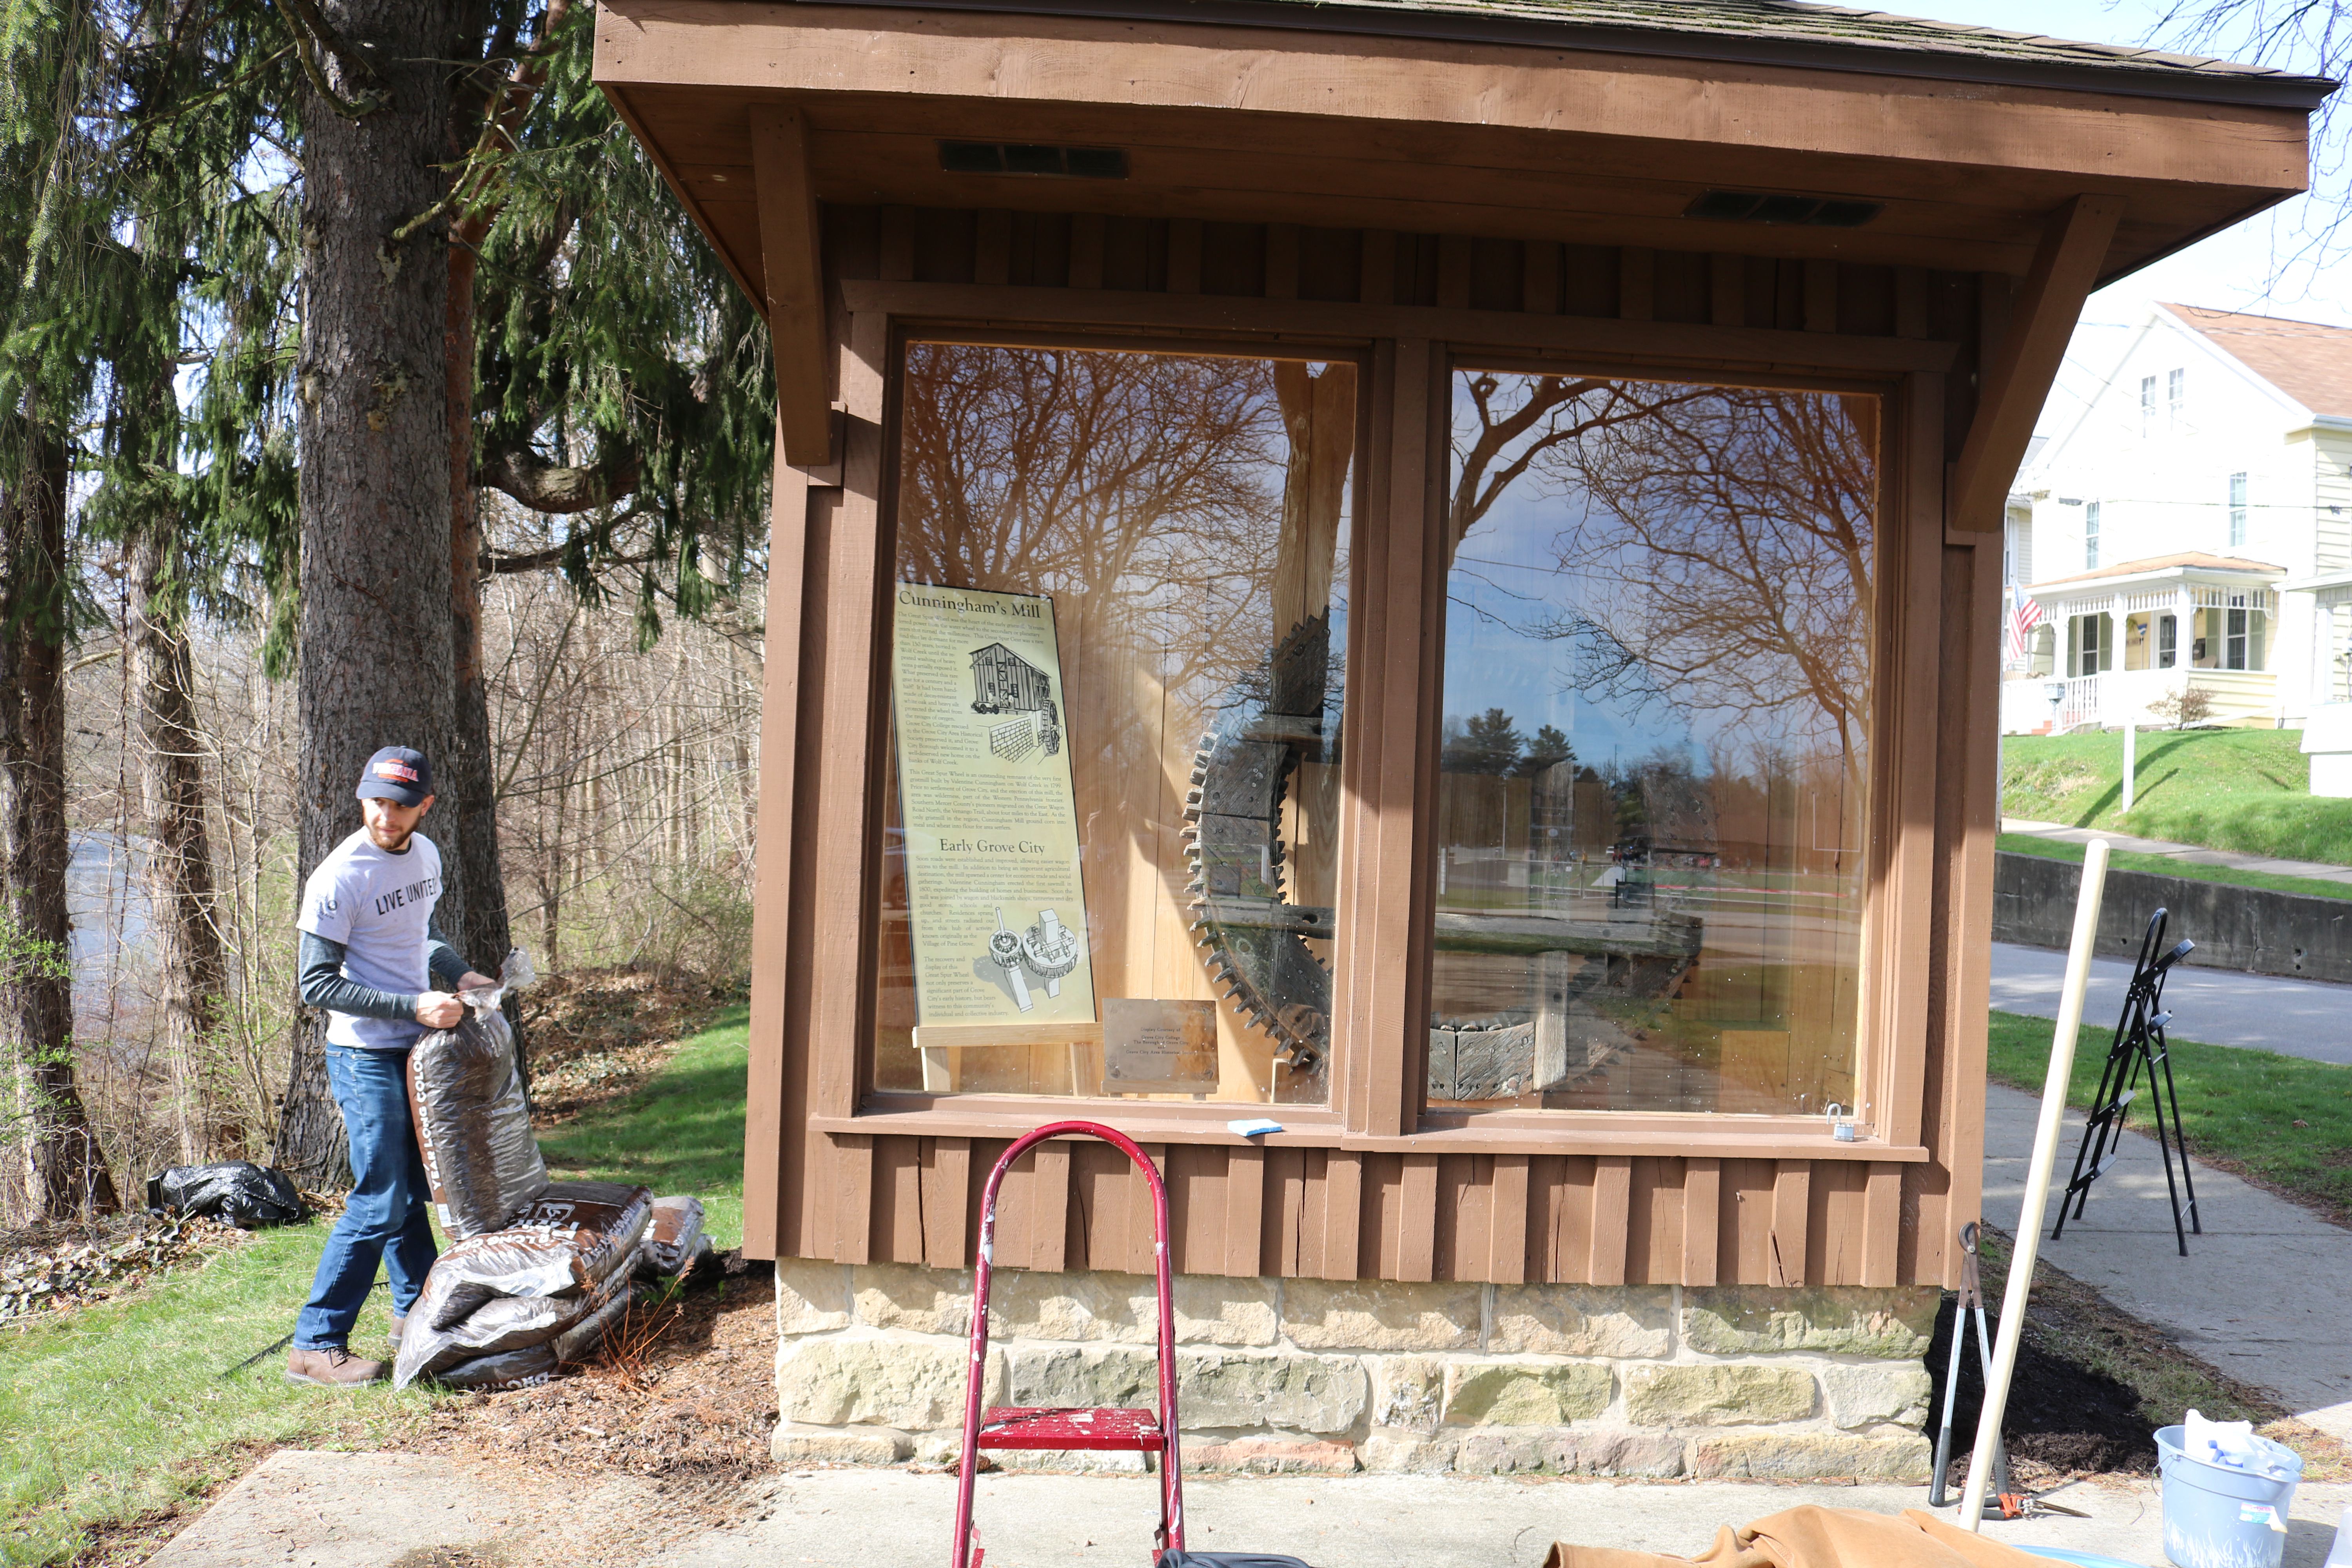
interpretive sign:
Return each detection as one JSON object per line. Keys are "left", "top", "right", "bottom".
{"left": 891, "top": 583, "right": 1096, "bottom": 1029}
{"left": 1101, "top": 998, "right": 1220, "bottom": 1094}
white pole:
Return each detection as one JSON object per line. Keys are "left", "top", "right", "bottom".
{"left": 1960, "top": 838, "right": 2111, "bottom": 1530}
{"left": 2121, "top": 722, "right": 2136, "bottom": 813}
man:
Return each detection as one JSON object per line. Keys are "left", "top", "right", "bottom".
{"left": 286, "top": 746, "right": 494, "bottom": 1387}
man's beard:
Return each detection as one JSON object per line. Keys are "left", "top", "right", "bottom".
{"left": 368, "top": 823, "right": 412, "bottom": 852}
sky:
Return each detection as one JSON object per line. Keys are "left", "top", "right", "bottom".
{"left": 1878, "top": 0, "right": 2350, "bottom": 434}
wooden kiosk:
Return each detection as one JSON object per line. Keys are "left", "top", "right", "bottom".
{"left": 598, "top": 1, "right": 2324, "bottom": 1474}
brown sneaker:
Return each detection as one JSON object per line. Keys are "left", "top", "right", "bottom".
{"left": 285, "top": 1345, "right": 388, "bottom": 1387}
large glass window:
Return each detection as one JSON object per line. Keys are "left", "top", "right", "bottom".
{"left": 875, "top": 342, "right": 1356, "bottom": 1107}
{"left": 1430, "top": 371, "right": 1876, "bottom": 1116}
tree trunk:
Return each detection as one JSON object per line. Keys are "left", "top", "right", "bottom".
{"left": 2, "top": 438, "right": 121, "bottom": 1219}
{"left": 129, "top": 524, "right": 237, "bottom": 1162}
{"left": 274, "top": 0, "right": 483, "bottom": 1189}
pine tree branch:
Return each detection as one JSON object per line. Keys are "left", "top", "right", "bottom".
{"left": 475, "top": 443, "right": 641, "bottom": 514}
{"left": 270, "top": 0, "right": 389, "bottom": 120}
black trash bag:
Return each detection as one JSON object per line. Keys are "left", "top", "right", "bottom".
{"left": 144, "top": 1161, "right": 309, "bottom": 1228}
{"left": 1158, "top": 1556, "right": 1321, "bottom": 1568}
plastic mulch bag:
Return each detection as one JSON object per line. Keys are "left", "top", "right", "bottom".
{"left": 435, "top": 1342, "right": 560, "bottom": 1392}
{"left": 636, "top": 1195, "right": 706, "bottom": 1277}
{"left": 419, "top": 1181, "right": 652, "bottom": 1327}
{"left": 389, "top": 1183, "right": 653, "bottom": 1388}
{"left": 407, "top": 953, "right": 546, "bottom": 1238}
{"left": 144, "top": 1161, "right": 308, "bottom": 1228}
{"left": 395, "top": 1241, "right": 644, "bottom": 1385}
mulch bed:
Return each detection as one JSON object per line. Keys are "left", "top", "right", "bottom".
{"left": 387, "top": 1248, "right": 780, "bottom": 1518}
{"left": 1922, "top": 1293, "right": 2160, "bottom": 1486}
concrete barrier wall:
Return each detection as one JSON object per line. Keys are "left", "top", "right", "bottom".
{"left": 1993, "top": 851, "right": 2352, "bottom": 983}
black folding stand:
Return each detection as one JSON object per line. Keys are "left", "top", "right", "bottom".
{"left": 2051, "top": 908, "right": 2201, "bottom": 1257}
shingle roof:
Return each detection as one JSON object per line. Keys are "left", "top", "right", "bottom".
{"left": 2168, "top": 304, "right": 2352, "bottom": 420}
{"left": 881, "top": 0, "right": 2339, "bottom": 107}
{"left": 1324, "top": 0, "right": 2294, "bottom": 80}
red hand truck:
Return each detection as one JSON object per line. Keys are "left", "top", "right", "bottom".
{"left": 951, "top": 1121, "right": 1185, "bottom": 1568}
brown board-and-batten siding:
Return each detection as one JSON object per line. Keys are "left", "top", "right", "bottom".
{"left": 731, "top": 205, "right": 2000, "bottom": 1292}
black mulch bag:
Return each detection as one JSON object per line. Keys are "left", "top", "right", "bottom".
{"left": 144, "top": 1161, "right": 308, "bottom": 1228}
{"left": 408, "top": 1000, "right": 548, "bottom": 1239}
{"left": 1158, "top": 1557, "right": 1321, "bottom": 1568}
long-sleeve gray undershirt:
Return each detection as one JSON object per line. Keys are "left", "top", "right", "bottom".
{"left": 298, "top": 915, "right": 472, "bottom": 1024}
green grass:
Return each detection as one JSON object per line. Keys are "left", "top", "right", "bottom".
{"left": 0, "top": 1002, "right": 751, "bottom": 1566}
{"left": 1987, "top": 1009, "right": 2352, "bottom": 1225}
{"left": 0, "top": 1226, "right": 430, "bottom": 1566}
{"left": 1996, "top": 831, "right": 2352, "bottom": 903}
{"left": 540, "top": 1003, "right": 749, "bottom": 1249}
{"left": 2002, "top": 728, "right": 2352, "bottom": 865}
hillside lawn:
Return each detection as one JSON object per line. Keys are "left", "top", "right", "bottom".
{"left": 2001, "top": 728, "right": 2352, "bottom": 866}
{"left": 0, "top": 1004, "right": 750, "bottom": 1568}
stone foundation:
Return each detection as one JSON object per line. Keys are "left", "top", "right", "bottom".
{"left": 771, "top": 1260, "right": 1936, "bottom": 1480}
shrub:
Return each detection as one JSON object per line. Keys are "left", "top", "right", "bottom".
{"left": 2143, "top": 683, "right": 2214, "bottom": 729}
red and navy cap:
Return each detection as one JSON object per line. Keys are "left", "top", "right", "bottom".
{"left": 356, "top": 746, "right": 433, "bottom": 807}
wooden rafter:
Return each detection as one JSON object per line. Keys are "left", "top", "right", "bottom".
{"left": 749, "top": 103, "right": 833, "bottom": 467}
{"left": 1947, "top": 193, "right": 2125, "bottom": 532}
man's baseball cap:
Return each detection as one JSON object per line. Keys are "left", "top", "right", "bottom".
{"left": 356, "top": 746, "right": 434, "bottom": 807}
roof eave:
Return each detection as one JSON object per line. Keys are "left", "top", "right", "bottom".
{"left": 786, "top": 0, "right": 2341, "bottom": 111}
{"left": 2028, "top": 562, "right": 2286, "bottom": 597}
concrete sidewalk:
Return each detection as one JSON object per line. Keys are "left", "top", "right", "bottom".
{"left": 1988, "top": 940, "right": 2352, "bottom": 1065}
{"left": 2004, "top": 817, "right": 2352, "bottom": 889}
{"left": 1980, "top": 1079, "right": 2352, "bottom": 1445}
{"left": 143, "top": 1447, "right": 2352, "bottom": 1567}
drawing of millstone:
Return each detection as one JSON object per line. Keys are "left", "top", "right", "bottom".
{"left": 989, "top": 909, "right": 1033, "bottom": 1011}
{"left": 1022, "top": 909, "right": 1080, "bottom": 998}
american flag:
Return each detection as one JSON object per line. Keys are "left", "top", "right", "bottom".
{"left": 2004, "top": 596, "right": 2045, "bottom": 664}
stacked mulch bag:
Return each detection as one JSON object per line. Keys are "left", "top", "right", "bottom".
{"left": 391, "top": 953, "right": 710, "bottom": 1392}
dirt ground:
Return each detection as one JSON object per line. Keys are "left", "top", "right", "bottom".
{"left": 385, "top": 1249, "right": 780, "bottom": 1517}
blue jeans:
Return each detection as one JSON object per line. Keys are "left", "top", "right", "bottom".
{"left": 294, "top": 1044, "right": 438, "bottom": 1349}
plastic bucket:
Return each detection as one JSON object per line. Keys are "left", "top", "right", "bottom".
{"left": 2155, "top": 1423, "right": 2302, "bottom": 1568}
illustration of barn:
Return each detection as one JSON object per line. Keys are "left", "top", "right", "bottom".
{"left": 969, "top": 642, "right": 1053, "bottom": 715}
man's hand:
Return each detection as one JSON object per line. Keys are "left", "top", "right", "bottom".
{"left": 415, "top": 991, "right": 465, "bottom": 1029}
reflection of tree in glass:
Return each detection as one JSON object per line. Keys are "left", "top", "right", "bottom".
{"left": 1440, "top": 708, "right": 1524, "bottom": 775}
{"left": 1546, "top": 388, "right": 1874, "bottom": 777}
{"left": 898, "top": 344, "right": 1289, "bottom": 701}
{"left": 1454, "top": 380, "right": 1875, "bottom": 779}
{"left": 1449, "top": 374, "right": 1708, "bottom": 554}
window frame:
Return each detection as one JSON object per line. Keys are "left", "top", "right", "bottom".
{"left": 2229, "top": 471, "right": 2249, "bottom": 547}
{"left": 799, "top": 305, "right": 1942, "bottom": 1165}
{"left": 1403, "top": 352, "right": 1933, "bottom": 1149}
{"left": 2085, "top": 499, "right": 2101, "bottom": 569}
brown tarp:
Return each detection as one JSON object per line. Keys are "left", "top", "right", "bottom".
{"left": 1545, "top": 1506, "right": 2070, "bottom": 1568}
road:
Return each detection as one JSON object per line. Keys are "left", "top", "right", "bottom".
{"left": 1988, "top": 940, "right": 2352, "bottom": 1065}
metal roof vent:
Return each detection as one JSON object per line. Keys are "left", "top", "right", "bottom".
{"left": 939, "top": 142, "right": 1129, "bottom": 179}
{"left": 1682, "top": 190, "right": 1882, "bottom": 227}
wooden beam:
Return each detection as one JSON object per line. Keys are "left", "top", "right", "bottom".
{"left": 1947, "top": 194, "right": 2124, "bottom": 531}
{"left": 748, "top": 103, "right": 834, "bottom": 467}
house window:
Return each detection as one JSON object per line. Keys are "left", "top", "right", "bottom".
{"left": 2229, "top": 472, "right": 2248, "bottom": 547}
{"left": 2169, "top": 367, "right": 2185, "bottom": 426}
{"left": 2157, "top": 613, "right": 2177, "bottom": 668}
{"left": 873, "top": 341, "right": 1358, "bottom": 1106}
{"left": 2223, "top": 595, "right": 2265, "bottom": 670}
{"left": 2085, "top": 501, "right": 2100, "bottom": 569}
{"left": 2079, "top": 615, "right": 2105, "bottom": 676}
{"left": 2140, "top": 374, "right": 2156, "bottom": 436}
{"left": 1430, "top": 371, "right": 1874, "bottom": 1116}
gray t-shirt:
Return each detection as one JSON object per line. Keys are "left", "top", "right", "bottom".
{"left": 297, "top": 828, "right": 446, "bottom": 1049}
